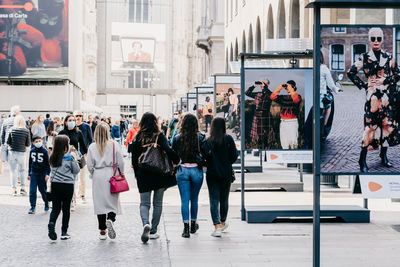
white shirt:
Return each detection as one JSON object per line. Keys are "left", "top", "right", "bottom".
{"left": 320, "top": 64, "right": 339, "bottom": 95}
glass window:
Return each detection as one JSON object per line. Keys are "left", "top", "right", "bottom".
{"left": 331, "top": 44, "right": 345, "bottom": 71}
{"left": 333, "top": 27, "right": 346, "bottom": 33}
{"left": 353, "top": 44, "right": 366, "bottom": 63}
{"left": 129, "top": 0, "right": 149, "bottom": 23}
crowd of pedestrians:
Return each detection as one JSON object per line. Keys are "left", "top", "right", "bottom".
{"left": 0, "top": 105, "right": 238, "bottom": 243}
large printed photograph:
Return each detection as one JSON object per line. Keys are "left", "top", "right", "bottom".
{"left": 111, "top": 22, "right": 165, "bottom": 72}
{"left": 215, "top": 76, "right": 241, "bottom": 143}
{"left": 197, "top": 88, "right": 214, "bottom": 133}
{"left": 244, "top": 68, "right": 312, "bottom": 150}
{"left": 320, "top": 26, "right": 400, "bottom": 174}
{"left": 0, "top": 0, "right": 69, "bottom": 78}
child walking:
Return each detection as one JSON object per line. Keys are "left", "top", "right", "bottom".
{"left": 47, "top": 135, "right": 80, "bottom": 241}
{"left": 28, "top": 136, "right": 51, "bottom": 214}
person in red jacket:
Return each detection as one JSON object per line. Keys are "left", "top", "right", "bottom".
{"left": 125, "top": 121, "right": 139, "bottom": 148}
{"left": 270, "top": 80, "right": 302, "bottom": 149}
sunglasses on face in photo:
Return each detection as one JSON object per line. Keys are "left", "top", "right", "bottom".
{"left": 370, "top": 37, "right": 382, "bottom": 42}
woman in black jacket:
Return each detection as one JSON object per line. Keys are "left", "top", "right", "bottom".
{"left": 59, "top": 115, "right": 87, "bottom": 156}
{"left": 172, "top": 113, "right": 208, "bottom": 238}
{"left": 205, "top": 117, "right": 238, "bottom": 237}
{"left": 131, "top": 112, "right": 179, "bottom": 243}
{"left": 58, "top": 114, "right": 87, "bottom": 210}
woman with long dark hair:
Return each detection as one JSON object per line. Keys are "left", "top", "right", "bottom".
{"left": 131, "top": 112, "right": 179, "bottom": 243}
{"left": 47, "top": 135, "right": 80, "bottom": 241}
{"left": 205, "top": 118, "right": 238, "bottom": 237}
{"left": 172, "top": 113, "right": 207, "bottom": 238}
{"left": 59, "top": 115, "right": 87, "bottom": 156}
{"left": 59, "top": 114, "right": 87, "bottom": 210}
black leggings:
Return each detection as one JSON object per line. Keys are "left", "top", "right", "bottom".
{"left": 97, "top": 212, "right": 116, "bottom": 230}
{"left": 49, "top": 182, "right": 74, "bottom": 233}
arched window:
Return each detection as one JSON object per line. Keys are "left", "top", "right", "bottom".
{"left": 277, "top": 0, "right": 286, "bottom": 38}
{"left": 248, "top": 24, "right": 253, "bottom": 53}
{"left": 235, "top": 0, "right": 238, "bottom": 15}
{"left": 226, "top": 48, "right": 229, "bottom": 72}
{"left": 331, "top": 44, "right": 345, "bottom": 71}
{"left": 256, "top": 17, "right": 261, "bottom": 53}
{"left": 234, "top": 38, "right": 239, "bottom": 61}
{"left": 352, "top": 44, "right": 366, "bottom": 63}
{"left": 230, "top": 43, "right": 234, "bottom": 61}
{"left": 267, "top": 5, "right": 274, "bottom": 39}
{"left": 242, "top": 30, "right": 246, "bottom": 53}
{"left": 290, "top": 0, "right": 299, "bottom": 38}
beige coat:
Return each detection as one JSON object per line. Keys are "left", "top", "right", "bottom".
{"left": 87, "top": 141, "right": 124, "bottom": 215}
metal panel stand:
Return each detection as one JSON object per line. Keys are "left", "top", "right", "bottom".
{"left": 246, "top": 205, "right": 370, "bottom": 223}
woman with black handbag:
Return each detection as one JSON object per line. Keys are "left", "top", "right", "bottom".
{"left": 172, "top": 113, "right": 208, "bottom": 238}
{"left": 131, "top": 112, "right": 179, "bottom": 243}
{"left": 205, "top": 118, "right": 238, "bottom": 237}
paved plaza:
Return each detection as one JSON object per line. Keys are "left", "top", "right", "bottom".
{"left": 321, "top": 85, "right": 400, "bottom": 173}
{"left": 1, "top": 159, "right": 400, "bottom": 266}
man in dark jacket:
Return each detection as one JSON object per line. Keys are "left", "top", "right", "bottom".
{"left": 44, "top": 114, "right": 51, "bottom": 130}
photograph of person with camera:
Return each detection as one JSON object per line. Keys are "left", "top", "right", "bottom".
{"left": 244, "top": 69, "right": 311, "bottom": 150}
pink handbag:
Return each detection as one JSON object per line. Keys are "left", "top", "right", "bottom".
{"left": 110, "top": 143, "right": 130, "bottom": 194}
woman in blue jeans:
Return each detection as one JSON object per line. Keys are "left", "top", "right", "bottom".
{"left": 205, "top": 118, "right": 238, "bottom": 237}
{"left": 172, "top": 114, "right": 208, "bottom": 238}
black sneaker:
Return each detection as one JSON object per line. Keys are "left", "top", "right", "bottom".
{"left": 28, "top": 207, "right": 35, "bottom": 214}
{"left": 48, "top": 222, "right": 57, "bottom": 241}
{"left": 141, "top": 224, "right": 151, "bottom": 243}
{"left": 20, "top": 188, "right": 27, "bottom": 196}
{"left": 60, "top": 232, "right": 71, "bottom": 240}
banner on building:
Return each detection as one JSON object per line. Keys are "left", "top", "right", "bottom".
{"left": 0, "top": 0, "right": 69, "bottom": 78}
{"left": 360, "top": 175, "right": 400, "bottom": 199}
{"left": 111, "top": 22, "right": 165, "bottom": 72}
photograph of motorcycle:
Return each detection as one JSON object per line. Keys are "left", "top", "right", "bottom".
{"left": 320, "top": 69, "right": 343, "bottom": 142}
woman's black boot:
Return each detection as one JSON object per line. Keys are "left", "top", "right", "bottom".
{"left": 190, "top": 220, "right": 199, "bottom": 234}
{"left": 380, "top": 147, "right": 393, "bottom": 168}
{"left": 359, "top": 147, "right": 369, "bottom": 173}
{"left": 182, "top": 223, "right": 190, "bottom": 238}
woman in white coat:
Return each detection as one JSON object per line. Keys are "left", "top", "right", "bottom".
{"left": 87, "top": 122, "right": 124, "bottom": 240}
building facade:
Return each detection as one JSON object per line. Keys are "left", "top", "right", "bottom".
{"left": 96, "top": 0, "right": 205, "bottom": 120}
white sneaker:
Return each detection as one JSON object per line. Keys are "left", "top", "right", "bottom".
{"left": 220, "top": 223, "right": 229, "bottom": 232}
{"left": 106, "top": 220, "right": 116, "bottom": 239}
{"left": 211, "top": 228, "right": 222, "bottom": 237}
{"left": 99, "top": 230, "right": 107, "bottom": 240}
{"left": 141, "top": 224, "right": 151, "bottom": 243}
{"left": 149, "top": 233, "right": 160, "bottom": 239}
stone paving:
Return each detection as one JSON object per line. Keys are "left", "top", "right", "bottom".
{"left": 321, "top": 85, "right": 400, "bottom": 173}
{"left": 2, "top": 160, "right": 400, "bottom": 266}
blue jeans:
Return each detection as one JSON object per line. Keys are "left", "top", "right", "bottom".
{"left": 29, "top": 172, "right": 48, "bottom": 208}
{"left": 9, "top": 151, "right": 26, "bottom": 189}
{"left": 176, "top": 166, "right": 203, "bottom": 223}
{"left": 140, "top": 188, "right": 165, "bottom": 234}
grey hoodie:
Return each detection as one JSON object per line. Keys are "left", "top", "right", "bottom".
{"left": 51, "top": 153, "right": 80, "bottom": 184}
